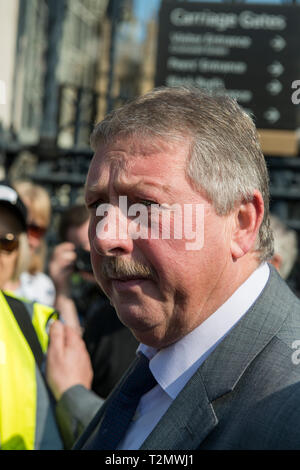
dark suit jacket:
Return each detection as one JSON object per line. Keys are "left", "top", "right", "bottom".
{"left": 74, "top": 265, "right": 300, "bottom": 450}
{"left": 83, "top": 299, "right": 138, "bottom": 398}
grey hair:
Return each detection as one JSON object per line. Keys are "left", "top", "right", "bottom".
{"left": 90, "top": 86, "right": 274, "bottom": 261}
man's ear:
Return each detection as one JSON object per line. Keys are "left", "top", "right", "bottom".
{"left": 230, "top": 190, "right": 264, "bottom": 260}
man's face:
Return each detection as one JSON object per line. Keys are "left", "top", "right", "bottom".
{"left": 85, "top": 137, "right": 234, "bottom": 348}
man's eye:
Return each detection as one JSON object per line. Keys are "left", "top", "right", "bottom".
{"left": 139, "top": 199, "right": 157, "bottom": 207}
{"left": 87, "top": 200, "right": 103, "bottom": 210}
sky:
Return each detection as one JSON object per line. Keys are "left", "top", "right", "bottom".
{"left": 133, "top": 0, "right": 162, "bottom": 41}
{"left": 133, "top": 0, "right": 162, "bottom": 23}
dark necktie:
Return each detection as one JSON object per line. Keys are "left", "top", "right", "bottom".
{"left": 86, "top": 353, "right": 157, "bottom": 450}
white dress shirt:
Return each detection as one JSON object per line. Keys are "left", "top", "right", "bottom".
{"left": 118, "top": 263, "right": 270, "bottom": 450}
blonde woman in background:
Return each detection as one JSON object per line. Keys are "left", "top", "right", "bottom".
{"left": 4, "top": 180, "right": 56, "bottom": 306}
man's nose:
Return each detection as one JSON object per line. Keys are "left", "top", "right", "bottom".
{"left": 91, "top": 204, "right": 134, "bottom": 256}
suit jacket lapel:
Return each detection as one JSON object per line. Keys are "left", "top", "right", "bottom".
{"left": 141, "top": 368, "right": 218, "bottom": 450}
{"left": 199, "top": 265, "right": 291, "bottom": 402}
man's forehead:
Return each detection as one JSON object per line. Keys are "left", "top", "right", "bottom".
{"left": 92, "top": 135, "right": 189, "bottom": 163}
{"left": 86, "top": 137, "right": 189, "bottom": 191}
{"left": 99, "top": 135, "right": 174, "bottom": 154}
{"left": 86, "top": 174, "right": 174, "bottom": 199}
{"left": 86, "top": 154, "right": 131, "bottom": 192}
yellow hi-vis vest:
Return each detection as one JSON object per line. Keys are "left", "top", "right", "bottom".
{"left": 0, "top": 291, "right": 63, "bottom": 450}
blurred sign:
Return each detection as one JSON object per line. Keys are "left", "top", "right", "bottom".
{"left": 155, "top": 1, "right": 300, "bottom": 130}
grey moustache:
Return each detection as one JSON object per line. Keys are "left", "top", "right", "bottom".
{"left": 100, "top": 257, "right": 155, "bottom": 281}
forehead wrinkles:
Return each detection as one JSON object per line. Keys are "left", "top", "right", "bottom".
{"left": 86, "top": 135, "right": 192, "bottom": 196}
{"left": 86, "top": 149, "right": 129, "bottom": 194}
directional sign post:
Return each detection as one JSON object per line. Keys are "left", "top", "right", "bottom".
{"left": 155, "top": 1, "right": 300, "bottom": 133}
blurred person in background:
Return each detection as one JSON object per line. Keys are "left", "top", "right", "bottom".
{"left": 0, "top": 180, "right": 103, "bottom": 450}
{"left": 48, "top": 204, "right": 138, "bottom": 399}
{"left": 269, "top": 214, "right": 299, "bottom": 296}
{"left": 4, "top": 180, "right": 55, "bottom": 307}
{"left": 269, "top": 214, "right": 298, "bottom": 280}
{"left": 48, "top": 204, "right": 93, "bottom": 332}
{"left": 0, "top": 179, "right": 63, "bottom": 449}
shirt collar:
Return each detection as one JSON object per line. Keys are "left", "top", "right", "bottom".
{"left": 138, "top": 262, "right": 270, "bottom": 400}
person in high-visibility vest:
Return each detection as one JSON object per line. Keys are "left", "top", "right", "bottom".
{"left": 0, "top": 180, "right": 99, "bottom": 450}
{"left": 0, "top": 291, "right": 63, "bottom": 450}
{"left": 0, "top": 180, "right": 64, "bottom": 449}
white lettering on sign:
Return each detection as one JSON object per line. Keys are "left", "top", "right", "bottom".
{"left": 224, "top": 89, "right": 253, "bottom": 103}
{"left": 170, "top": 8, "right": 286, "bottom": 32}
{"left": 198, "top": 58, "right": 247, "bottom": 74}
{"left": 170, "top": 8, "right": 238, "bottom": 31}
{"left": 167, "top": 57, "right": 198, "bottom": 72}
{"left": 166, "top": 74, "right": 225, "bottom": 89}
{"left": 169, "top": 32, "right": 252, "bottom": 49}
{"left": 168, "top": 32, "right": 252, "bottom": 57}
{"left": 169, "top": 44, "right": 229, "bottom": 57}
{"left": 239, "top": 11, "right": 286, "bottom": 30}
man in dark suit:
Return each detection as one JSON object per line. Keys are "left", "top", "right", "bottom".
{"left": 67, "top": 86, "right": 300, "bottom": 450}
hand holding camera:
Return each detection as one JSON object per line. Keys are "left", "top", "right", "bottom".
{"left": 49, "top": 242, "right": 77, "bottom": 295}
{"left": 74, "top": 246, "right": 93, "bottom": 274}
{"left": 49, "top": 242, "right": 93, "bottom": 295}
